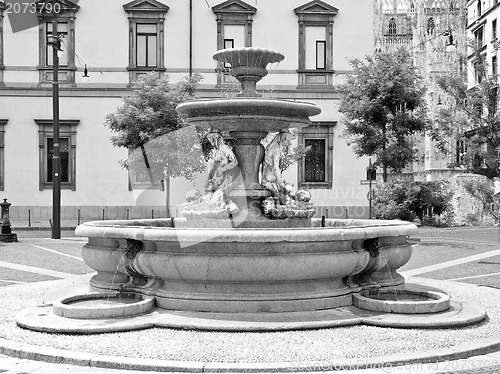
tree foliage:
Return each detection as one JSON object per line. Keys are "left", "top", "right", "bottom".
{"left": 339, "top": 48, "right": 428, "bottom": 181}
{"left": 462, "top": 177, "right": 499, "bottom": 224}
{"left": 373, "top": 179, "right": 454, "bottom": 225}
{"left": 105, "top": 72, "right": 205, "bottom": 183}
{"left": 432, "top": 44, "right": 500, "bottom": 179}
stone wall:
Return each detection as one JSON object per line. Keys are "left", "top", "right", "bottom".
{"left": 451, "top": 174, "right": 496, "bottom": 226}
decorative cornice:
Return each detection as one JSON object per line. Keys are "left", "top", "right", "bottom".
{"left": 123, "top": 0, "right": 169, "bottom": 14}
{"left": 294, "top": 0, "right": 339, "bottom": 17}
{"left": 212, "top": 0, "right": 257, "bottom": 15}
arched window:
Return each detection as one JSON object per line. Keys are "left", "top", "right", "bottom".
{"left": 388, "top": 18, "right": 397, "bottom": 35}
{"left": 427, "top": 17, "right": 435, "bottom": 35}
{"left": 477, "top": 0, "right": 482, "bottom": 17}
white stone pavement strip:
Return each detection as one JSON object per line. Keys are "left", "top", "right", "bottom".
{"left": 448, "top": 271, "right": 500, "bottom": 281}
{"left": 0, "top": 261, "right": 77, "bottom": 279}
{"left": 30, "top": 244, "right": 84, "bottom": 262}
{"left": 402, "top": 248, "right": 500, "bottom": 277}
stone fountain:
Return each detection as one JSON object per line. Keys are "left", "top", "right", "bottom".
{"left": 16, "top": 48, "right": 486, "bottom": 333}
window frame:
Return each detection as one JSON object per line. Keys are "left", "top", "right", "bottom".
{"left": 212, "top": 0, "right": 257, "bottom": 87}
{"left": 294, "top": 1, "right": 338, "bottom": 88}
{"left": 316, "top": 40, "right": 326, "bottom": 70}
{"left": 37, "top": 0, "right": 79, "bottom": 85}
{"left": 298, "top": 122, "right": 335, "bottom": 189}
{"left": 35, "top": 119, "right": 79, "bottom": 191}
{"left": 136, "top": 23, "right": 158, "bottom": 68}
{"left": 123, "top": 0, "right": 169, "bottom": 83}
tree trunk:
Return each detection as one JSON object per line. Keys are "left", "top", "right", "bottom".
{"left": 140, "top": 144, "right": 155, "bottom": 184}
{"left": 165, "top": 175, "right": 171, "bottom": 217}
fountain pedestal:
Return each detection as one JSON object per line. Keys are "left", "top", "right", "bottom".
{"left": 229, "top": 130, "right": 269, "bottom": 219}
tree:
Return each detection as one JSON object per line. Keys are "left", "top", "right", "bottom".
{"left": 432, "top": 43, "right": 500, "bottom": 179}
{"left": 339, "top": 48, "right": 428, "bottom": 181}
{"left": 105, "top": 72, "right": 205, "bottom": 216}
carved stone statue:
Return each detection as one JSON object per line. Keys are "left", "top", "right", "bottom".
{"left": 261, "top": 130, "right": 293, "bottom": 196}
{"left": 260, "top": 130, "right": 315, "bottom": 219}
{"left": 205, "top": 131, "right": 240, "bottom": 195}
{"left": 181, "top": 131, "right": 240, "bottom": 219}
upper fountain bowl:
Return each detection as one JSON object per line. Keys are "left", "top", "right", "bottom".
{"left": 213, "top": 47, "right": 284, "bottom": 82}
{"left": 177, "top": 47, "right": 320, "bottom": 130}
{"left": 213, "top": 47, "right": 285, "bottom": 97}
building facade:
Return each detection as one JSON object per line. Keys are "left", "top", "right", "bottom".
{"left": 0, "top": 0, "right": 375, "bottom": 223}
{"left": 467, "top": 0, "right": 500, "bottom": 171}
{"left": 374, "top": 0, "right": 469, "bottom": 181}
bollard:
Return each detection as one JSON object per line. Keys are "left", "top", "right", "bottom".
{"left": 0, "top": 199, "right": 17, "bottom": 242}
{"left": 77, "top": 209, "right": 81, "bottom": 226}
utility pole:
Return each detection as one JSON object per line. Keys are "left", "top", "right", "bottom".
{"left": 49, "top": 1, "right": 61, "bottom": 239}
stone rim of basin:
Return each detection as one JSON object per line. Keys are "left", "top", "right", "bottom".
{"left": 53, "top": 292, "right": 155, "bottom": 320}
{"left": 353, "top": 288, "right": 451, "bottom": 314}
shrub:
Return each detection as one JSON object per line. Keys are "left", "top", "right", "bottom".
{"left": 373, "top": 179, "right": 454, "bottom": 225}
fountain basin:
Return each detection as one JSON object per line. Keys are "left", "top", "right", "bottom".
{"left": 75, "top": 218, "right": 417, "bottom": 314}
{"left": 53, "top": 292, "right": 155, "bottom": 319}
{"left": 353, "top": 288, "right": 451, "bottom": 314}
{"left": 176, "top": 98, "right": 321, "bottom": 132}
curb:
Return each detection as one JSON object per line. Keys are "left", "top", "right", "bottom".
{"left": 2, "top": 336, "right": 500, "bottom": 372}
{"left": 12, "top": 227, "right": 77, "bottom": 231}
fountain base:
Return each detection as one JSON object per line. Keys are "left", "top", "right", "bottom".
{"left": 15, "top": 281, "right": 486, "bottom": 334}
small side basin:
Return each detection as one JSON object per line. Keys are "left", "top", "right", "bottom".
{"left": 53, "top": 292, "right": 155, "bottom": 319}
{"left": 353, "top": 288, "right": 450, "bottom": 314}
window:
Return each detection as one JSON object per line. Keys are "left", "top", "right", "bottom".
{"left": 316, "top": 41, "right": 326, "bottom": 70}
{"left": 304, "top": 139, "right": 326, "bottom": 182}
{"left": 37, "top": 0, "right": 79, "bottom": 84}
{"left": 427, "top": 17, "right": 435, "bottom": 35}
{"left": 456, "top": 139, "right": 467, "bottom": 165}
{"left": 223, "top": 39, "right": 234, "bottom": 69}
{"left": 123, "top": 0, "right": 169, "bottom": 82}
{"left": 389, "top": 18, "right": 397, "bottom": 35}
{"left": 474, "top": 60, "right": 484, "bottom": 83}
{"left": 46, "top": 22, "right": 68, "bottom": 66}
{"left": 136, "top": 24, "right": 157, "bottom": 68}
{"left": 475, "top": 26, "right": 484, "bottom": 48}
{"left": 35, "top": 119, "right": 79, "bottom": 191}
{"left": 212, "top": 0, "right": 256, "bottom": 86}
{"left": 493, "top": 19, "right": 498, "bottom": 40}
{"left": 477, "top": 0, "right": 482, "bottom": 17}
{"left": 298, "top": 122, "right": 335, "bottom": 189}
{"left": 46, "top": 137, "right": 70, "bottom": 183}
{"left": 492, "top": 56, "right": 498, "bottom": 76}
{"left": 294, "top": 1, "right": 338, "bottom": 87}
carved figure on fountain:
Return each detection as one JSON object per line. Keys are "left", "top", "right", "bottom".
{"left": 181, "top": 131, "right": 240, "bottom": 219}
{"left": 260, "top": 130, "right": 315, "bottom": 219}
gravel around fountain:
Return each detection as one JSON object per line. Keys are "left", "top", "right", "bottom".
{"left": 1, "top": 276, "right": 499, "bottom": 365}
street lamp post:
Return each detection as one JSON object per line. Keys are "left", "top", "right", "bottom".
{"left": 47, "top": 13, "right": 61, "bottom": 239}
